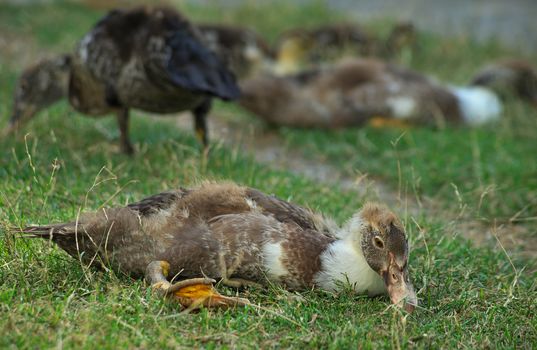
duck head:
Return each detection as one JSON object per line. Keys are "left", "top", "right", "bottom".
{"left": 470, "top": 59, "right": 537, "bottom": 108}
{"left": 345, "top": 203, "right": 417, "bottom": 312}
{"left": 274, "top": 31, "right": 314, "bottom": 75}
{"left": 385, "top": 21, "right": 417, "bottom": 57}
{"left": 7, "top": 55, "right": 71, "bottom": 134}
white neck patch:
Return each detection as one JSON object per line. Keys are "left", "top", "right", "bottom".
{"left": 450, "top": 86, "right": 503, "bottom": 125}
{"left": 314, "top": 240, "right": 386, "bottom": 296}
{"left": 386, "top": 96, "right": 417, "bottom": 119}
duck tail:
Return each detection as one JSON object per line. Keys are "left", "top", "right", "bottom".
{"left": 166, "top": 30, "right": 241, "bottom": 101}
{"left": 11, "top": 222, "right": 79, "bottom": 240}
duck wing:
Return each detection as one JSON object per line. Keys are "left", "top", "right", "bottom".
{"left": 126, "top": 189, "right": 190, "bottom": 216}
{"left": 74, "top": 8, "right": 139, "bottom": 85}
{"left": 75, "top": 7, "right": 240, "bottom": 103}
{"left": 15, "top": 184, "right": 335, "bottom": 281}
{"left": 152, "top": 28, "right": 241, "bottom": 100}
{"left": 245, "top": 188, "right": 337, "bottom": 236}
{"left": 125, "top": 185, "right": 334, "bottom": 235}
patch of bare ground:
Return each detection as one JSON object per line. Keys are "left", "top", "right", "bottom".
{"left": 176, "top": 114, "right": 537, "bottom": 263}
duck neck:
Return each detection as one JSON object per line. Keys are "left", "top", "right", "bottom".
{"left": 314, "top": 222, "right": 385, "bottom": 296}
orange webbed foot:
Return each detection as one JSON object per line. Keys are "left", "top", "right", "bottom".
{"left": 145, "top": 261, "right": 250, "bottom": 310}
{"left": 167, "top": 278, "right": 250, "bottom": 309}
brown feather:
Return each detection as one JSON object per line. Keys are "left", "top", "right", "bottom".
{"left": 16, "top": 183, "right": 337, "bottom": 285}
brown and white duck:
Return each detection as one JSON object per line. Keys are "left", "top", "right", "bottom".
{"left": 7, "top": 6, "right": 240, "bottom": 154}
{"left": 239, "top": 58, "right": 537, "bottom": 128}
{"left": 196, "top": 23, "right": 274, "bottom": 79}
{"left": 274, "top": 22, "right": 417, "bottom": 75}
{"left": 17, "top": 182, "right": 417, "bottom": 312}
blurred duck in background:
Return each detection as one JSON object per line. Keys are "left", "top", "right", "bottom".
{"left": 197, "top": 23, "right": 275, "bottom": 79}
{"left": 239, "top": 58, "right": 537, "bottom": 128}
{"left": 470, "top": 59, "right": 537, "bottom": 108}
{"left": 274, "top": 22, "right": 417, "bottom": 75}
{"left": 7, "top": 6, "right": 240, "bottom": 154}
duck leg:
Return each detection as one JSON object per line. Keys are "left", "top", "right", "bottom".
{"left": 218, "top": 252, "right": 261, "bottom": 289}
{"left": 192, "top": 99, "right": 212, "bottom": 153}
{"left": 220, "top": 277, "right": 261, "bottom": 289}
{"left": 368, "top": 116, "right": 411, "bottom": 129}
{"left": 145, "top": 261, "right": 250, "bottom": 309}
{"left": 116, "top": 108, "right": 134, "bottom": 155}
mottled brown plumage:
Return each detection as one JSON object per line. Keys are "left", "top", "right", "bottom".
{"left": 197, "top": 23, "right": 274, "bottom": 79}
{"left": 240, "top": 58, "right": 537, "bottom": 128}
{"left": 239, "top": 58, "right": 464, "bottom": 128}
{"left": 8, "top": 6, "right": 240, "bottom": 154}
{"left": 18, "top": 182, "right": 417, "bottom": 311}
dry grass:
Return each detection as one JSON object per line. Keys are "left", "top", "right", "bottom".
{"left": 0, "top": 1, "right": 536, "bottom": 348}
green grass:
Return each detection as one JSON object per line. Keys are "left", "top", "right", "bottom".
{"left": 274, "top": 110, "right": 537, "bottom": 220}
{"left": 0, "top": 1, "right": 536, "bottom": 348}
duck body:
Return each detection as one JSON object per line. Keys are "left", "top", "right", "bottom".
{"left": 240, "top": 58, "right": 465, "bottom": 128}
{"left": 19, "top": 182, "right": 415, "bottom": 309}
{"left": 240, "top": 58, "right": 508, "bottom": 128}
{"left": 8, "top": 6, "right": 240, "bottom": 154}
{"left": 70, "top": 7, "right": 239, "bottom": 115}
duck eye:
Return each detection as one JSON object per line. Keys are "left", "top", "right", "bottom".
{"left": 373, "top": 236, "right": 385, "bottom": 249}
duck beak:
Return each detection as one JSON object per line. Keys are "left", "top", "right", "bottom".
{"left": 382, "top": 254, "right": 418, "bottom": 312}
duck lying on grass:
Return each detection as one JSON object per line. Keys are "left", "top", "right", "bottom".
{"left": 15, "top": 182, "right": 417, "bottom": 312}
{"left": 7, "top": 6, "right": 240, "bottom": 154}
{"left": 239, "top": 58, "right": 537, "bottom": 128}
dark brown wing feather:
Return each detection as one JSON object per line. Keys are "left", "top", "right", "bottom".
{"left": 245, "top": 188, "right": 334, "bottom": 235}
{"left": 127, "top": 188, "right": 189, "bottom": 216}
{"left": 78, "top": 6, "right": 240, "bottom": 102}
{"left": 161, "top": 28, "right": 241, "bottom": 100}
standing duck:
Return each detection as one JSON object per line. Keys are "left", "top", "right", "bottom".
{"left": 7, "top": 6, "right": 240, "bottom": 154}
{"left": 239, "top": 58, "right": 537, "bottom": 128}
{"left": 17, "top": 182, "right": 417, "bottom": 312}
{"left": 196, "top": 23, "right": 274, "bottom": 79}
